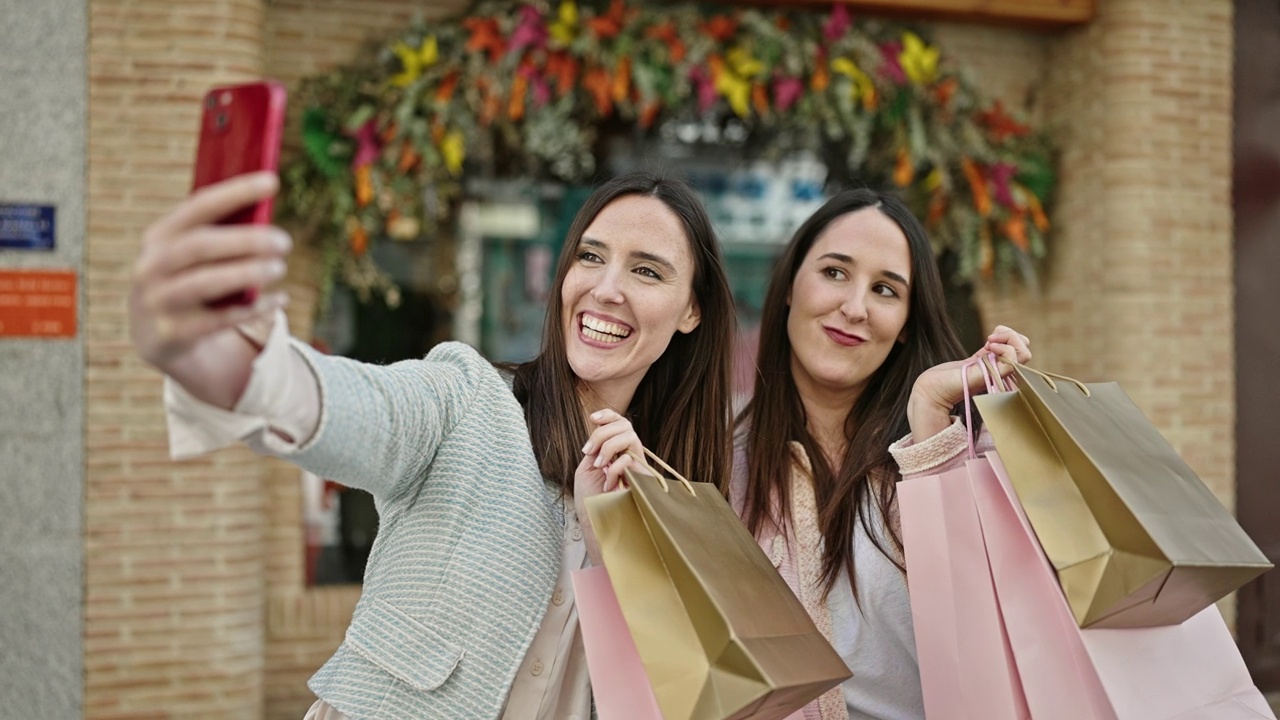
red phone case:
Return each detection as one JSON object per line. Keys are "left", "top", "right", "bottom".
{"left": 192, "top": 81, "right": 287, "bottom": 307}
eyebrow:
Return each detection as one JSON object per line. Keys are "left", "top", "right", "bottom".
{"left": 582, "top": 237, "right": 678, "bottom": 276}
{"left": 816, "top": 252, "right": 910, "bottom": 288}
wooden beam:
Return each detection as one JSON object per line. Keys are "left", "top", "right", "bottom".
{"left": 758, "top": 0, "right": 1094, "bottom": 29}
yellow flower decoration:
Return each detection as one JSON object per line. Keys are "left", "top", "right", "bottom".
{"left": 440, "top": 130, "right": 466, "bottom": 176}
{"left": 391, "top": 36, "right": 439, "bottom": 87}
{"left": 924, "top": 167, "right": 944, "bottom": 192}
{"left": 899, "top": 32, "right": 939, "bottom": 86}
{"left": 831, "top": 57, "right": 877, "bottom": 110}
{"left": 710, "top": 56, "right": 752, "bottom": 118}
{"left": 549, "top": 0, "right": 579, "bottom": 46}
{"left": 726, "top": 46, "right": 763, "bottom": 79}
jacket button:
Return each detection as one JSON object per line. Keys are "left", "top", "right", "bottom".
{"left": 531, "top": 659, "right": 544, "bottom": 676}
{"left": 571, "top": 527, "right": 583, "bottom": 542}
{"left": 552, "top": 588, "right": 565, "bottom": 606}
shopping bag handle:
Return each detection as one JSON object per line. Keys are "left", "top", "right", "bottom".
{"left": 960, "top": 353, "right": 1015, "bottom": 459}
{"left": 961, "top": 355, "right": 992, "bottom": 460}
{"left": 1012, "top": 362, "right": 1092, "bottom": 397}
{"left": 625, "top": 447, "right": 698, "bottom": 497}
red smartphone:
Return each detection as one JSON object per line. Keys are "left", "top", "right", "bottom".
{"left": 191, "top": 80, "right": 287, "bottom": 308}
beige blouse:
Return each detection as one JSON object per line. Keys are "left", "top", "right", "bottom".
{"left": 165, "top": 313, "right": 593, "bottom": 719}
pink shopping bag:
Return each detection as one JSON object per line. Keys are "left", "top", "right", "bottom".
{"left": 571, "top": 566, "right": 664, "bottom": 720}
{"left": 898, "top": 358, "right": 1031, "bottom": 719}
{"left": 973, "top": 450, "right": 1274, "bottom": 720}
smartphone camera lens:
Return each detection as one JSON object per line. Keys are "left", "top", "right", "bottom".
{"left": 205, "top": 95, "right": 217, "bottom": 110}
{"left": 214, "top": 113, "right": 229, "bottom": 130}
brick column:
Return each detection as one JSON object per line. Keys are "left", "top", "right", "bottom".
{"left": 85, "top": 1, "right": 270, "bottom": 717}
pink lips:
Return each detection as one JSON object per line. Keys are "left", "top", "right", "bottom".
{"left": 823, "top": 326, "right": 866, "bottom": 347}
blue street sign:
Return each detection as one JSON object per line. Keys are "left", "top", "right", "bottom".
{"left": 0, "top": 204, "right": 56, "bottom": 250}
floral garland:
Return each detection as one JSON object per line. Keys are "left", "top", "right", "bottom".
{"left": 280, "top": 0, "right": 1054, "bottom": 304}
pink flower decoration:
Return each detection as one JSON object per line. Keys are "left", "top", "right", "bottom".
{"left": 823, "top": 4, "right": 852, "bottom": 43}
{"left": 773, "top": 75, "right": 803, "bottom": 113}
{"left": 517, "top": 62, "right": 552, "bottom": 107}
{"left": 348, "top": 119, "right": 381, "bottom": 170}
{"left": 877, "top": 41, "right": 907, "bottom": 85}
{"left": 689, "top": 65, "right": 718, "bottom": 114}
{"left": 508, "top": 6, "right": 547, "bottom": 53}
{"left": 990, "top": 162, "right": 1018, "bottom": 208}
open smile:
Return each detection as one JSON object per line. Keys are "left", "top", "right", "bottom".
{"left": 578, "top": 311, "right": 634, "bottom": 347}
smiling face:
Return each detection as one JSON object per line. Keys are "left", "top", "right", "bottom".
{"left": 786, "top": 207, "right": 913, "bottom": 400}
{"left": 561, "top": 194, "right": 702, "bottom": 408}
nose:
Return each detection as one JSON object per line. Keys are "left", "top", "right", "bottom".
{"left": 590, "top": 265, "right": 626, "bottom": 305}
{"left": 839, "top": 288, "right": 869, "bottom": 323}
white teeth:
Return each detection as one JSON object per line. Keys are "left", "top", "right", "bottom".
{"left": 581, "top": 314, "right": 631, "bottom": 338}
{"left": 583, "top": 327, "right": 625, "bottom": 344}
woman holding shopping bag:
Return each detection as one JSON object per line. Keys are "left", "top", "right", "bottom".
{"left": 130, "top": 170, "right": 735, "bottom": 719}
{"left": 731, "top": 189, "right": 1031, "bottom": 720}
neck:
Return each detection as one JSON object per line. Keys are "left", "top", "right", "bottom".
{"left": 578, "top": 379, "right": 637, "bottom": 419}
{"left": 791, "top": 363, "right": 863, "bottom": 469}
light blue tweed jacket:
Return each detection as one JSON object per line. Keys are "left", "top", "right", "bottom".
{"left": 285, "top": 341, "right": 563, "bottom": 719}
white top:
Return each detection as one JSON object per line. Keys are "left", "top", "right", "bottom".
{"left": 827, "top": 510, "right": 925, "bottom": 720}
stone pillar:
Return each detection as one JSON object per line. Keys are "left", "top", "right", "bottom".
{"left": 0, "top": 0, "right": 89, "bottom": 717}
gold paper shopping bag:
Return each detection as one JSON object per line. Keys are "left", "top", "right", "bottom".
{"left": 584, "top": 451, "right": 850, "bottom": 720}
{"left": 974, "top": 364, "right": 1271, "bottom": 629}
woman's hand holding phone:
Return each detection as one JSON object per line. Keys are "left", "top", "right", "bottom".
{"left": 129, "top": 172, "right": 292, "bottom": 410}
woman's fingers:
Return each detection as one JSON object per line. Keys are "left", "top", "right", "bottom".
{"left": 581, "top": 413, "right": 632, "bottom": 455}
{"left": 146, "top": 256, "right": 287, "bottom": 313}
{"left": 602, "top": 453, "right": 634, "bottom": 492}
{"left": 146, "top": 224, "right": 292, "bottom": 279}
{"left": 593, "top": 429, "right": 640, "bottom": 469}
{"left": 986, "top": 342, "right": 1019, "bottom": 367}
{"left": 988, "top": 325, "right": 1029, "bottom": 346}
{"left": 146, "top": 172, "right": 278, "bottom": 244}
{"left": 985, "top": 325, "right": 1033, "bottom": 365}
{"left": 150, "top": 290, "right": 287, "bottom": 352}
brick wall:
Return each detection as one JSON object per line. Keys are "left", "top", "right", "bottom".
{"left": 972, "top": 0, "right": 1237, "bottom": 619}
{"left": 974, "top": 1, "right": 1236, "bottom": 511}
{"left": 84, "top": 1, "right": 270, "bottom": 717}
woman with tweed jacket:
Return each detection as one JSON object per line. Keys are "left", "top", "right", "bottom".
{"left": 731, "top": 190, "right": 1032, "bottom": 720}
{"left": 129, "top": 171, "right": 736, "bottom": 719}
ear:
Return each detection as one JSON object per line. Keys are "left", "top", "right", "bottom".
{"left": 677, "top": 299, "right": 701, "bottom": 334}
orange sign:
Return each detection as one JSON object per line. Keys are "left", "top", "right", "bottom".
{"left": 0, "top": 269, "right": 78, "bottom": 338}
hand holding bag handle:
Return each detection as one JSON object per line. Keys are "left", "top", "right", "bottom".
{"left": 625, "top": 446, "right": 698, "bottom": 496}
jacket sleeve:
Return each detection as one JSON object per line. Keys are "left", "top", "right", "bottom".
{"left": 264, "top": 340, "right": 484, "bottom": 503}
{"left": 165, "top": 311, "right": 485, "bottom": 503}
{"left": 165, "top": 310, "right": 321, "bottom": 460}
{"left": 887, "top": 417, "right": 996, "bottom": 480}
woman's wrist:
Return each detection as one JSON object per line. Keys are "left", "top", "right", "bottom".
{"left": 907, "top": 384, "right": 955, "bottom": 443}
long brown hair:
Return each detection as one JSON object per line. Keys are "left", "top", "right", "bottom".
{"left": 737, "top": 189, "right": 964, "bottom": 596}
{"left": 511, "top": 172, "right": 735, "bottom": 494}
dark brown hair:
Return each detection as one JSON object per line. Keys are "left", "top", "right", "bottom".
{"left": 511, "top": 171, "right": 735, "bottom": 494}
{"left": 737, "top": 189, "right": 965, "bottom": 595}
